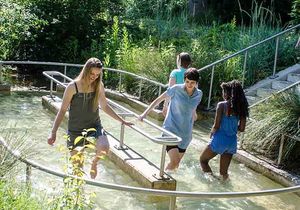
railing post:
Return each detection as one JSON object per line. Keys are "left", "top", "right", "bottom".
{"left": 277, "top": 134, "right": 285, "bottom": 165}
{"left": 118, "top": 116, "right": 126, "bottom": 149}
{"left": 271, "top": 37, "right": 280, "bottom": 78}
{"left": 50, "top": 80, "right": 53, "bottom": 98}
{"left": 138, "top": 80, "right": 142, "bottom": 99}
{"left": 169, "top": 196, "right": 176, "bottom": 210}
{"left": 158, "top": 86, "right": 162, "bottom": 96}
{"left": 159, "top": 145, "right": 167, "bottom": 177}
{"left": 207, "top": 65, "right": 215, "bottom": 110}
{"left": 118, "top": 73, "right": 122, "bottom": 92}
{"left": 63, "top": 65, "right": 67, "bottom": 83}
{"left": 0, "top": 63, "right": 2, "bottom": 83}
{"left": 242, "top": 51, "right": 248, "bottom": 88}
{"left": 26, "top": 164, "right": 32, "bottom": 186}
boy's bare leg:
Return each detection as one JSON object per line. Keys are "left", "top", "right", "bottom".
{"left": 165, "top": 148, "right": 181, "bottom": 170}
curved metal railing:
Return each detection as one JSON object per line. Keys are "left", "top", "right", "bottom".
{"left": 0, "top": 60, "right": 167, "bottom": 99}
{"left": 42, "top": 70, "right": 181, "bottom": 178}
{"left": 1, "top": 137, "right": 300, "bottom": 210}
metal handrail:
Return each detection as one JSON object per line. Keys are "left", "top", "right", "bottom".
{"left": 1, "top": 137, "right": 300, "bottom": 210}
{"left": 42, "top": 70, "right": 181, "bottom": 177}
{"left": 0, "top": 61, "right": 167, "bottom": 97}
{"left": 198, "top": 23, "right": 300, "bottom": 109}
{"left": 198, "top": 24, "right": 300, "bottom": 73}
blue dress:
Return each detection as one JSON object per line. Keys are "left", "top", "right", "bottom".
{"left": 164, "top": 84, "right": 202, "bottom": 149}
{"left": 210, "top": 102, "right": 239, "bottom": 155}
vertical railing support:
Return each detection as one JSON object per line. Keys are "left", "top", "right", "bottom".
{"left": 159, "top": 145, "right": 167, "bottom": 177}
{"left": 138, "top": 80, "right": 142, "bottom": 99}
{"left": 50, "top": 80, "right": 53, "bottom": 98}
{"left": 119, "top": 116, "right": 125, "bottom": 149}
{"left": 242, "top": 51, "right": 248, "bottom": 88}
{"left": 26, "top": 164, "right": 32, "bottom": 186}
{"left": 0, "top": 63, "right": 2, "bottom": 83}
{"left": 63, "top": 65, "right": 67, "bottom": 83}
{"left": 169, "top": 196, "right": 176, "bottom": 210}
{"left": 277, "top": 134, "right": 285, "bottom": 165}
{"left": 118, "top": 73, "right": 122, "bottom": 92}
{"left": 207, "top": 65, "right": 215, "bottom": 110}
{"left": 158, "top": 86, "right": 162, "bottom": 96}
{"left": 271, "top": 37, "right": 280, "bottom": 78}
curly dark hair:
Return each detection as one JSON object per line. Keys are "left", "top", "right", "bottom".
{"left": 221, "top": 80, "right": 249, "bottom": 118}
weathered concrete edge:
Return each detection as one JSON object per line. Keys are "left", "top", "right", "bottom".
{"left": 42, "top": 95, "right": 176, "bottom": 190}
{"left": 0, "top": 83, "right": 11, "bottom": 92}
{"left": 235, "top": 149, "right": 300, "bottom": 192}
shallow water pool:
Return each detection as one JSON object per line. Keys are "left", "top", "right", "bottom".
{"left": 1, "top": 92, "right": 300, "bottom": 210}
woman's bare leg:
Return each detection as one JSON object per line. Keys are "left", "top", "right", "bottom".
{"left": 90, "top": 135, "right": 109, "bottom": 179}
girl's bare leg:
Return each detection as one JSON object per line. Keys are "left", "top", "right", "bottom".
{"left": 200, "top": 146, "right": 217, "bottom": 173}
{"left": 219, "top": 153, "right": 233, "bottom": 181}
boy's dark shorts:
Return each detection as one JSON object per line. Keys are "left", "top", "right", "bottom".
{"left": 166, "top": 145, "right": 186, "bottom": 153}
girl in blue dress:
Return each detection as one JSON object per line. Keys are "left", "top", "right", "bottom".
{"left": 200, "top": 80, "right": 249, "bottom": 180}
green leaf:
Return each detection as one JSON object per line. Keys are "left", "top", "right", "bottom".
{"left": 84, "top": 144, "right": 95, "bottom": 150}
{"left": 74, "top": 136, "right": 84, "bottom": 145}
{"left": 86, "top": 128, "right": 96, "bottom": 132}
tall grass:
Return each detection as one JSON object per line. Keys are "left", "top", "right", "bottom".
{"left": 0, "top": 124, "right": 37, "bottom": 177}
{"left": 241, "top": 89, "right": 300, "bottom": 163}
{"left": 0, "top": 180, "right": 43, "bottom": 210}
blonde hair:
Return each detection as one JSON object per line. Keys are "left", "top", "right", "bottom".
{"left": 76, "top": 57, "right": 103, "bottom": 111}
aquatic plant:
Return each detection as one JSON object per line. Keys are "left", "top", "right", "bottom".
{"left": 48, "top": 128, "right": 100, "bottom": 210}
{"left": 241, "top": 89, "right": 300, "bottom": 164}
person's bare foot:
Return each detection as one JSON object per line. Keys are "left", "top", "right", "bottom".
{"left": 90, "top": 163, "right": 97, "bottom": 179}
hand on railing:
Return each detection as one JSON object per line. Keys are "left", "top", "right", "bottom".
{"left": 122, "top": 120, "right": 134, "bottom": 127}
{"left": 138, "top": 113, "right": 147, "bottom": 122}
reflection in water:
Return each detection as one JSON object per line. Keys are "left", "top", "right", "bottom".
{"left": 1, "top": 92, "right": 300, "bottom": 210}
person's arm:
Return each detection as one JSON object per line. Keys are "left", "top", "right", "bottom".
{"left": 210, "top": 102, "right": 223, "bottom": 138}
{"left": 162, "top": 77, "right": 176, "bottom": 116}
{"left": 48, "top": 83, "right": 74, "bottom": 145}
{"left": 99, "top": 82, "right": 133, "bottom": 126}
{"left": 238, "top": 117, "right": 246, "bottom": 132}
{"left": 140, "top": 91, "right": 168, "bottom": 121}
{"left": 192, "top": 109, "right": 198, "bottom": 122}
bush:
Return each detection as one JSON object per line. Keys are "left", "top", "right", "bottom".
{"left": 0, "top": 180, "right": 43, "bottom": 210}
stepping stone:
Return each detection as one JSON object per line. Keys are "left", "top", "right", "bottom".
{"left": 287, "top": 73, "right": 300, "bottom": 83}
{"left": 271, "top": 80, "right": 293, "bottom": 90}
{"left": 256, "top": 88, "right": 276, "bottom": 98}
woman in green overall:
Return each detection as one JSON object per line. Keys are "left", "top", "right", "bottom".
{"left": 47, "top": 57, "right": 133, "bottom": 179}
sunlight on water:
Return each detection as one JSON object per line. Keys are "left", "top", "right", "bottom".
{"left": 1, "top": 92, "right": 300, "bottom": 210}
